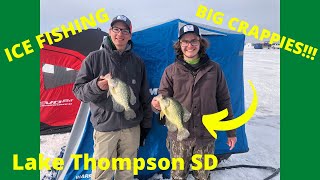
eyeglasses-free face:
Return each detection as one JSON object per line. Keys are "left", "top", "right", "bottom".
{"left": 111, "top": 26, "right": 131, "bottom": 35}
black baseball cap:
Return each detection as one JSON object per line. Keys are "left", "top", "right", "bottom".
{"left": 179, "top": 24, "right": 201, "bottom": 39}
{"left": 111, "top": 15, "right": 132, "bottom": 33}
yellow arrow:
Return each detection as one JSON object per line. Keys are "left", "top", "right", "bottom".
{"left": 202, "top": 80, "right": 258, "bottom": 139}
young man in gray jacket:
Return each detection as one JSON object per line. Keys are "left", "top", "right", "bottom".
{"left": 73, "top": 15, "right": 152, "bottom": 180}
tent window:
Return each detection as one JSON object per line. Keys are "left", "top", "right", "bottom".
{"left": 42, "top": 63, "right": 78, "bottom": 89}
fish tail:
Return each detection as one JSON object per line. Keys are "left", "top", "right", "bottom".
{"left": 124, "top": 108, "right": 136, "bottom": 120}
{"left": 177, "top": 128, "right": 190, "bottom": 141}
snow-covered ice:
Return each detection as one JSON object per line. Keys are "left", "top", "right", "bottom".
{"left": 40, "top": 48, "right": 280, "bottom": 180}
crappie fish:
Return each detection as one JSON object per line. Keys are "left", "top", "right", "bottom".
{"left": 154, "top": 94, "right": 191, "bottom": 141}
{"left": 104, "top": 74, "right": 136, "bottom": 120}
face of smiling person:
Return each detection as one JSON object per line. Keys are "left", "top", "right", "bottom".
{"left": 109, "top": 21, "right": 131, "bottom": 52}
{"left": 179, "top": 33, "right": 200, "bottom": 61}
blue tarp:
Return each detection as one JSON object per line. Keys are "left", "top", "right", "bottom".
{"left": 58, "top": 19, "right": 248, "bottom": 180}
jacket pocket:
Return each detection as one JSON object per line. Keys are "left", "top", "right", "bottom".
{"left": 94, "top": 108, "right": 104, "bottom": 125}
{"left": 126, "top": 71, "right": 142, "bottom": 111}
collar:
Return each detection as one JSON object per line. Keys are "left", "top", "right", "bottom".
{"left": 176, "top": 54, "right": 210, "bottom": 73}
{"left": 101, "top": 34, "right": 133, "bottom": 53}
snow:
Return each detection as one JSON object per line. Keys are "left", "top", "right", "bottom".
{"left": 40, "top": 48, "right": 280, "bottom": 180}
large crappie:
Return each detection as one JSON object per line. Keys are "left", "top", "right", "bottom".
{"left": 154, "top": 94, "right": 191, "bottom": 141}
{"left": 104, "top": 74, "right": 136, "bottom": 120}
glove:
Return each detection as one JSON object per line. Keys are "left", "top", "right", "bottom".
{"left": 140, "top": 128, "right": 151, "bottom": 146}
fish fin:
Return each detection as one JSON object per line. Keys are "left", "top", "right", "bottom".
{"left": 166, "top": 121, "right": 177, "bottom": 132}
{"left": 182, "top": 107, "right": 191, "bottom": 122}
{"left": 111, "top": 96, "right": 124, "bottom": 112}
{"left": 129, "top": 86, "right": 136, "bottom": 105}
{"left": 124, "top": 108, "right": 136, "bottom": 120}
{"left": 177, "top": 128, "right": 190, "bottom": 141}
{"left": 160, "top": 111, "right": 165, "bottom": 120}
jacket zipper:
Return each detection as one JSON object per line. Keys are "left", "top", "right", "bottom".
{"left": 119, "top": 55, "right": 123, "bottom": 130}
{"left": 191, "top": 71, "right": 196, "bottom": 130}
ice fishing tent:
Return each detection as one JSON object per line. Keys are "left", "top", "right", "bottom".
{"left": 40, "top": 29, "right": 108, "bottom": 135}
{"left": 57, "top": 19, "right": 248, "bottom": 180}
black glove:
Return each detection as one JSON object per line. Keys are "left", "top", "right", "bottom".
{"left": 140, "top": 128, "right": 151, "bottom": 146}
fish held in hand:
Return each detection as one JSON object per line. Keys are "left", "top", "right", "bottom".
{"left": 104, "top": 74, "right": 136, "bottom": 120}
{"left": 154, "top": 94, "right": 191, "bottom": 141}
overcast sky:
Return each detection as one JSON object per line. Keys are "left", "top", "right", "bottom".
{"left": 41, "top": 0, "right": 279, "bottom": 42}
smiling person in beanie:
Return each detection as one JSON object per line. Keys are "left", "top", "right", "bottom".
{"left": 73, "top": 15, "right": 152, "bottom": 180}
{"left": 151, "top": 24, "right": 237, "bottom": 180}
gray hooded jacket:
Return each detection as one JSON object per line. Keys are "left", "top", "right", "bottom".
{"left": 73, "top": 35, "right": 152, "bottom": 132}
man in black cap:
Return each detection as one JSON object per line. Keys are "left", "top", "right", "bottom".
{"left": 73, "top": 15, "right": 152, "bottom": 180}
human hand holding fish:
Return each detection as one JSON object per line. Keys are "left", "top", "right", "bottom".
{"left": 151, "top": 97, "right": 161, "bottom": 111}
{"left": 97, "top": 73, "right": 110, "bottom": 90}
